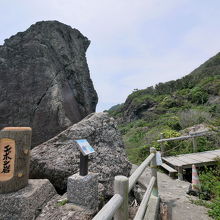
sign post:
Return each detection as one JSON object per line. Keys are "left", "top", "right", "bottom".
{"left": 67, "top": 139, "right": 98, "bottom": 209}
{"left": 79, "top": 153, "right": 88, "bottom": 176}
{"left": 0, "top": 127, "right": 32, "bottom": 194}
{"left": 75, "top": 139, "right": 95, "bottom": 176}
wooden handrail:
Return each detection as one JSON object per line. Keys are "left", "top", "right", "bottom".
{"left": 93, "top": 194, "right": 123, "bottom": 220}
{"left": 128, "top": 153, "right": 154, "bottom": 192}
{"left": 157, "top": 131, "right": 209, "bottom": 143}
{"left": 134, "top": 176, "right": 156, "bottom": 220}
{"left": 158, "top": 131, "right": 211, "bottom": 155}
{"left": 93, "top": 147, "right": 159, "bottom": 220}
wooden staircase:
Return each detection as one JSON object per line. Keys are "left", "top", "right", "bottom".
{"left": 160, "top": 162, "right": 177, "bottom": 177}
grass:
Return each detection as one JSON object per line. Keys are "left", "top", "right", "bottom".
{"left": 57, "top": 199, "right": 68, "bottom": 206}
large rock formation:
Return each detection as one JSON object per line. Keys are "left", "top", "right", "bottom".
{"left": 30, "top": 113, "right": 131, "bottom": 196}
{"left": 0, "top": 21, "right": 98, "bottom": 147}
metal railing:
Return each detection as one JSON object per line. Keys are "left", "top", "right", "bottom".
{"left": 93, "top": 147, "right": 159, "bottom": 220}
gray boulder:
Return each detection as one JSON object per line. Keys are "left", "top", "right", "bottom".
{"left": 0, "top": 179, "right": 57, "bottom": 220}
{"left": 0, "top": 20, "right": 98, "bottom": 147}
{"left": 30, "top": 112, "right": 131, "bottom": 196}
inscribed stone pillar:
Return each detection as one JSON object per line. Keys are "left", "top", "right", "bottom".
{"left": 0, "top": 127, "right": 32, "bottom": 193}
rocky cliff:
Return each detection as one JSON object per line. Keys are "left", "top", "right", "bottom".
{"left": 0, "top": 21, "right": 98, "bottom": 147}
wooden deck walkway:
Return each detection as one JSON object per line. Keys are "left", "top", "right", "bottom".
{"left": 162, "top": 149, "right": 220, "bottom": 179}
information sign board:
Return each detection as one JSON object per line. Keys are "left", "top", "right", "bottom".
{"left": 75, "top": 139, "right": 95, "bottom": 156}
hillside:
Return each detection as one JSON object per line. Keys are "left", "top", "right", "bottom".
{"left": 108, "top": 52, "right": 220, "bottom": 219}
{"left": 109, "top": 52, "right": 220, "bottom": 164}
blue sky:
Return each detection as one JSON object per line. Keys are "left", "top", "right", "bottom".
{"left": 1, "top": 0, "right": 220, "bottom": 111}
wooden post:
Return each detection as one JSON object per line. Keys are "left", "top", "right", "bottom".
{"left": 0, "top": 127, "right": 32, "bottom": 193}
{"left": 178, "top": 166, "right": 183, "bottom": 181}
{"left": 192, "top": 137, "right": 197, "bottom": 153}
{"left": 114, "top": 175, "right": 129, "bottom": 220}
{"left": 160, "top": 133, "right": 165, "bottom": 157}
{"left": 150, "top": 147, "right": 158, "bottom": 197}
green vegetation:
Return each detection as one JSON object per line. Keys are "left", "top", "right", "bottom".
{"left": 108, "top": 52, "right": 220, "bottom": 217}
{"left": 109, "top": 73, "right": 220, "bottom": 164}
{"left": 192, "top": 159, "right": 220, "bottom": 219}
{"left": 57, "top": 199, "right": 68, "bottom": 206}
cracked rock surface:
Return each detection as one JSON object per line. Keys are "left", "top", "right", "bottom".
{"left": 30, "top": 112, "right": 131, "bottom": 196}
{"left": 36, "top": 193, "right": 96, "bottom": 220}
{"left": 0, "top": 20, "right": 98, "bottom": 147}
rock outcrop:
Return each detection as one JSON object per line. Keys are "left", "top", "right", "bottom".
{"left": 0, "top": 179, "right": 57, "bottom": 220}
{"left": 36, "top": 194, "right": 96, "bottom": 220}
{"left": 0, "top": 21, "right": 98, "bottom": 147}
{"left": 30, "top": 112, "right": 131, "bottom": 196}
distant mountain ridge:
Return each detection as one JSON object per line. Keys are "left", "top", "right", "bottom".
{"left": 110, "top": 52, "right": 220, "bottom": 122}
{"left": 141, "top": 51, "right": 220, "bottom": 96}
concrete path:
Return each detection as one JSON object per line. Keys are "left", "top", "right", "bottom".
{"left": 131, "top": 165, "right": 212, "bottom": 220}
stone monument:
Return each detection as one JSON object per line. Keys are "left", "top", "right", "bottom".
{"left": 0, "top": 127, "right": 31, "bottom": 193}
{"left": 0, "top": 127, "right": 57, "bottom": 220}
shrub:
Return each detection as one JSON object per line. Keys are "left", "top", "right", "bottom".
{"left": 198, "top": 160, "right": 220, "bottom": 219}
{"left": 108, "top": 104, "right": 123, "bottom": 116}
{"left": 179, "top": 109, "right": 212, "bottom": 128}
{"left": 204, "top": 79, "right": 220, "bottom": 96}
{"left": 176, "top": 88, "right": 191, "bottom": 97}
{"left": 122, "top": 126, "right": 148, "bottom": 149}
{"left": 132, "top": 94, "right": 155, "bottom": 105}
{"left": 200, "top": 159, "right": 220, "bottom": 197}
{"left": 208, "top": 199, "right": 220, "bottom": 220}
{"left": 142, "top": 111, "right": 159, "bottom": 123}
{"left": 133, "top": 119, "right": 148, "bottom": 128}
{"left": 210, "top": 104, "right": 220, "bottom": 115}
{"left": 160, "top": 96, "right": 184, "bottom": 108}
{"left": 189, "top": 87, "right": 209, "bottom": 104}
{"left": 162, "top": 115, "right": 181, "bottom": 130}
{"left": 128, "top": 128, "right": 145, "bottom": 144}
{"left": 196, "top": 136, "right": 219, "bottom": 152}
{"left": 126, "top": 145, "right": 150, "bottom": 165}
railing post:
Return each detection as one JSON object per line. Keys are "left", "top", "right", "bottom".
{"left": 192, "top": 137, "right": 197, "bottom": 153}
{"left": 160, "top": 133, "right": 165, "bottom": 156}
{"left": 150, "top": 147, "right": 158, "bottom": 197}
{"left": 178, "top": 166, "right": 183, "bottom": 181}
{"left": 114, "top": 176, "right": 129, "bottom": 220}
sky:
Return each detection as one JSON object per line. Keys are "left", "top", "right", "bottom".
{"left": 0, "top": 1, "right": 220, "bottom": 112}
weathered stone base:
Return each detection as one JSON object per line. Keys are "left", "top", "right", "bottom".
{"left": 0, "top": 179, "right": 57, "bottom": 220}
{"left": 67, "top": 172, "right": 98, "bottom": 210}
{"left": 36, "top": 193, "right": 96, "bottom": 220}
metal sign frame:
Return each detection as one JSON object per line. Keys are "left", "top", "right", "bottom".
{"left": 75, "top": 139, "right": 95, "bottom": 176}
